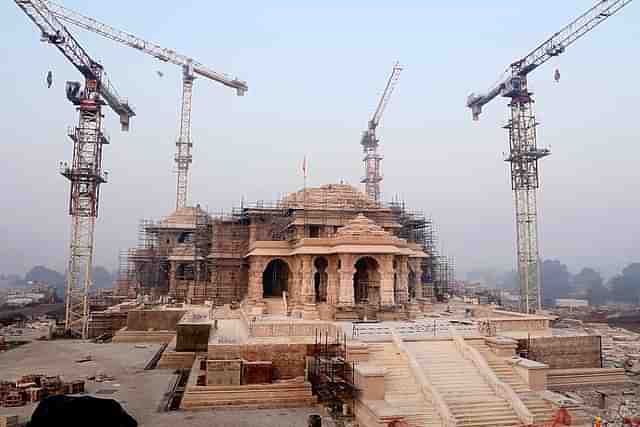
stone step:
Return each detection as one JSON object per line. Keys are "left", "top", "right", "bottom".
{"left": 436, "top": 387, "right": 494, "bottom": 393}
{"left": 451, "top": 407, "right": 517, "bottom": 417}
{"left": 457, "top": 417, "right": 521, "bottom": 427}
{"left": 405, "top": 340, "right": 522, "bottom": 427}
{"left": 368, "top": 343, "right": 439, "bottom": 426}
{"left": 182, "top": 396, "right": 317, "bottom": 409}
{"left": 456, "top": 412, "right": 521, "bottom": 421}
{"left": 447, "top": 399, "right": 511, "bottom": 408}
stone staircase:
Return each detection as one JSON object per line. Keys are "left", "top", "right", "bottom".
{"left": 180, "top": 379, "right": 316, "bottom": 410}
{"left": 469, "top": 341, "right": 554, "bottom": 425}
{"left": 157, "top": 351, "right": 196, "bottom": 369}
{"left": 406, "top": 340, "right": 521, "bottom": 427}
{"left": 367, "top": 342, "right": 441, "bottom": 427}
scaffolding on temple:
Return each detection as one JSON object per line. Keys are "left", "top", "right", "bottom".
{"left": 119, "top": 184, "right": 454, "bottom": 308}
{"left": 208, "top": 209, "right": 250, "bottom": 305}
{"left": 188, "top": 207, "right": 210, "bottom": 304}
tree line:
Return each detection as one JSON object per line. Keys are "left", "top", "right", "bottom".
{"left": 494, "top": 261, "right": 640, "bottom": 306}
{"left": 0, "top": 265, "right": 116, "bottom": 299}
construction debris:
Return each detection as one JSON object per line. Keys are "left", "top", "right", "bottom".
{"left": 0, "top": 374, "right": 85, "bottom": 407}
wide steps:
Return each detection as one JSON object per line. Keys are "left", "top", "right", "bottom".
{"left": 407, "top": 340, "right": 521, "bottom": 427}
{"left": 182, "top": 396, "right": 317, "bottom": 410}
{"left": 457, "top": 418, "right": 521, "bottom": 427}
{"left": 368, "top": 343, "right": 440, "bottom": 427}
{"left": 181, "top": 380, "right": 315, "bottom": 410}
{"left": 470, "top": 342, "right": 555, "bottom": 424}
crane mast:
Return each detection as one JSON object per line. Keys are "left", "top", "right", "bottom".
{"left": 14, "top": 0, "right": 134, "bottom": 338}
{"left": 361, "top": 62, "right": 402, "bottom": 203}
{"left": 467, "top": 0, "right": 633, "bottom": 313}
{"left": 45, "top": 0, "right": 248, "bottom": 209}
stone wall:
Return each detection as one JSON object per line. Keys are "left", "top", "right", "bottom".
{"left": 526, "top": 336, "right": 602, "bottom": 369}
{"left": 176, "top": 323, "right": 211, "bottom": 352}
{"left": 207, "top": 359, "right": 242, "bottom": 385}
{"left": 88, "top": 311, "right": 128, "bottom": 338}
{"left": 126, "top": 309, "right": 186, "bottom": 331}
{"left": 249, "top": 320, "right": 339, "bottom": 338}
{"left": 208, "top": 343, "right": 309, "bottom": 379}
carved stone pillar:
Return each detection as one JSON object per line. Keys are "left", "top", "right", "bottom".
{"left": 300, "top": 255, "right": 314, "bottom": 304}
{"left": 380, "top": 256, "right": 395, "bottom": 305}
{"left": 247, "top": 256, "right": 266, "bottom": 303}
{"left": 397, "top": 256, "right": 409, "bottom": 304}
{"left": 286, "top": 257, "right": 297, "bottom": 306}
{"left": 326, "top": 256, "right": 339, "bottom": 305}
{"left": 409, "top": 258, "right": 424, "bottom": 300}
{"left": 337, "top": 254, "right": 355, "bottom": 306}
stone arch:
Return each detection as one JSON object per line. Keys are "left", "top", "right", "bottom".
{"left": 313, "top": 256, "right": 329, "bottom": 303}
{"left": 262, "top": 258, "right": 290, "bottom": 297}
{"left": 353, "top": 256, "right": 381, "bottom": 304}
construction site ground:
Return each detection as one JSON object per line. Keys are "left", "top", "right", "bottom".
{"left": 0, "top": 339, "right": 328, "bottom": 426}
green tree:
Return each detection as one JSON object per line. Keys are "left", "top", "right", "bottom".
{"left": 497, "top": 270, "right": 518, "bottom": 289}
{"left": 541, "top": 259, "right": 572, "bottom": 303}
{"left": 25, "top": 266, "right": 65, "bottom": 287}
{"left": 574, "top": 268, "right": 608, "bottom": 306}
{"left": 610, "top": 263, "right": 640, "bottom": 303}
{"left": 92, "top": 266, "right": 114, "bottom": 289}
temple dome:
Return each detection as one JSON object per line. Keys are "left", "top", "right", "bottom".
{"left": 281, "top": 184, "right": 379, "bottom": 210}
{"left": 159, "top": 205, "right": 209, "bottom": 228}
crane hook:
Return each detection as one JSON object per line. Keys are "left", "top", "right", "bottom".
{"left": 46, "top": 70, "right": 53, "bottom": 88}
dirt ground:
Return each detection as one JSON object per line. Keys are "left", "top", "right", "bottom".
{"left": 0, "top": 339, "right": 331, "bottom": 426}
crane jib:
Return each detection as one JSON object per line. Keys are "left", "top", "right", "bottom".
{"left": 468, "top": 0, "right": 634, "bottom": 118}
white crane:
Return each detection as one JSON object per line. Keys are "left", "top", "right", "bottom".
{"left": 361, "top": 62, "right": 402, "bottom": 203}
{"left": 44, "top": 0, "right": 248, "bottom": 210}
{"left": 14, "top": 0, "right": 135, "bottom": 338}
{"left": 467, "top": 0, "right": 634, "bottom": 313}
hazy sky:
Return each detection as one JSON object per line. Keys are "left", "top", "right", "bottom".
{"left": 1, "top": 1, "right": 638, "bottom": 279}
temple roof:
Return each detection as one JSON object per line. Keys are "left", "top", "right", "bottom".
{"left": 156, "top": 206, "right": 209, "bottom": 229}
{"left": 281, "top": 184, "right": 379, "bottom": 210}
{"left": 336, "top": 213, "right": 392, "bottom": 239}
{"left": 245, "top": 213, "right": 428, "bottom": 258}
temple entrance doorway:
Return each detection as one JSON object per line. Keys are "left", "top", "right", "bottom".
{"left": 314, "top": 257, "right": 328, "bottom": 302}
{"left": 353, "top": 257, "right": 380, "bottom": 304}
{"left": 263, "top": 259, "right": 289, "bottom": 297}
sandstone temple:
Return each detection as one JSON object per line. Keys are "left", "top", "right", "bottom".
{"left": 119, "top": 184, "right": 440, "bottom": 320}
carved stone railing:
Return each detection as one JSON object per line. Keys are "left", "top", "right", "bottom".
{"left": 391, "top": 330, "right": 458, "bottom": 427}
{"left": 452, "top": 335, "right": 534, "bottom": 426}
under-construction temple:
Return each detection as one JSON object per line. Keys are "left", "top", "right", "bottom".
{"left": 117, "top": 184, "right": 452, "bottom": 319}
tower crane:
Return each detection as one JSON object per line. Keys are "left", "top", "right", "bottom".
{"left": 44, "top": 0, "right": 248, "bottom": 210}
{"left": 467, "top": 0, "right": 633, "bottom": 313}
{"left": 14, "top": 0, "right": 135, "bottom": 338}
{"left": 361, "top": 62, "right": 402, "bottom": 203}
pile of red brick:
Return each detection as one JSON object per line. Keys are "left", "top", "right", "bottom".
{"left": 0, "top": 374, "right": 85, "bottom": 407}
